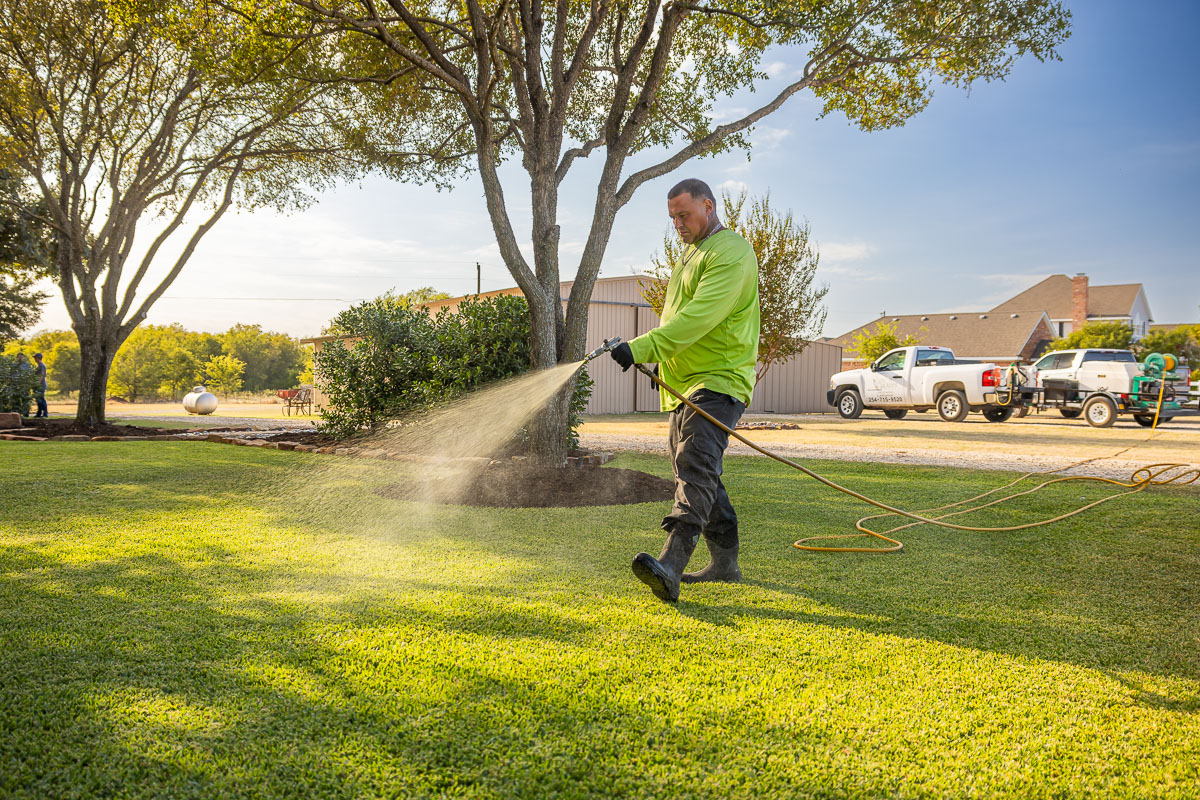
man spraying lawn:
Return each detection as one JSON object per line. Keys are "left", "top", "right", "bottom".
{"left": 609, "top": 178, "right": 760, "bottom": 602}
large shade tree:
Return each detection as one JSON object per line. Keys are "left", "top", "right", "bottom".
{"left": 0, "top": 0, "right": 379, "bottom": 423}
{"left": 250, "top": 0, "right": 1070, "bottom": 462}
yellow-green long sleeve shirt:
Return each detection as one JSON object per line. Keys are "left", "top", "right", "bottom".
{"left": 629, "top": 229, "right": 759, "bottom": 411}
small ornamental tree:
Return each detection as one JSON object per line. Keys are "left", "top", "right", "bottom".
{"left": 1048, "top": 321, "right": 1134, "bottom": 352}
{"left": 642, "top": 191, "right": 827, "bottom": 383}
{"left": 849, "top": 321, "right": 923, "bottom": 365}
{"left": 203, "top": 354, "right": 246, "bottom": 397}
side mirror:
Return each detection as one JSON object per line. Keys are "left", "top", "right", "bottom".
{"left": 869, "top": 361, "right": 879, "bottom": 372}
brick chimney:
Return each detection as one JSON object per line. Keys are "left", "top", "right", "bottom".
{"left": 1071, "top": 273, "right": 1088, "bottom": 332}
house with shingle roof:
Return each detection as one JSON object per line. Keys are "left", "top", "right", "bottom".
{"left": 990, "top": 273, "right": 1152, "bottom": 339}
{"left": 830, "top": 273, "right": 1153, "bottom": 368}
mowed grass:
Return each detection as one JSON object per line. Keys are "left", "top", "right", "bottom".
{"left": 1, "top": 442, "right": 1198, "bottom": 799}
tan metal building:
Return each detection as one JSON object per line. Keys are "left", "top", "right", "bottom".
{"left": 421, "top": 275, "right": 841, "bottom": 415}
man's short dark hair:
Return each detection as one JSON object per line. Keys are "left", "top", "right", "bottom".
{"left": 667, "top": 178, "right": 715, "bottom": 204}
{"left": 34, "top": 352, "right": 43, "bottom": 359}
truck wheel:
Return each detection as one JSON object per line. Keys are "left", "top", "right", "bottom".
{"left": 936, "top": 389, "right": 969, "bottom": 422}
{"left": 883, "top": 409, "right": 908, "bottom": 420}
{"left": 982, "top": 407, "right": 1014, "bottom": 423}
{"left": 1082, "top": 396, "right": 1117, "bottom": 428}
{"left": 836, "top": 389, "right": 863, "bottom": 419}
{"left": 1135, "top": 413, "right": 1173, "bottom": 427}
{"left": 1059, "top": 408, "right": 1081, "bottom": 419}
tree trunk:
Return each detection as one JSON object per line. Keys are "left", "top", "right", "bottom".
{"left": 75, "top": 336, "right": 115, "bottom": 426}
{"left": 526, "top": 287, "right": 571, "bottom": 466}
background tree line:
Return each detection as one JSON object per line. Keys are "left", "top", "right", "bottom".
{"left": 3, "top": 323, "right": 310, "bottom": 401}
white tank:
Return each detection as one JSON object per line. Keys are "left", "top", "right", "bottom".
{"left": 183, "top": 386, "right": 218, "bottom": 415}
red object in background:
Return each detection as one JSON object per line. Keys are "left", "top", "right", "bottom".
{"left": 278, "top": 389, "right": 298, "bottom": 399}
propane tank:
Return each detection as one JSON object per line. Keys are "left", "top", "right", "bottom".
{"left": 182, "top": 385, "right": 218, "bottom": 415}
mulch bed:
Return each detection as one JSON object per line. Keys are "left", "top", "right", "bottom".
{"left": 7, "top": 418, "right": 192, "bottom": 438}
{"left": 375, "top": 465, "right": 674, "bottom": 508}
{"left": 262, "top": 430, "right": 345, "bottom": 447}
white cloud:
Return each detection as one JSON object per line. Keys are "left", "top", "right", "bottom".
{"left": 719, "top": 179, "right": 749, "bottom": 194}
{"left": 764, "top": 60, "right": 790, "bottom": 80}
{"left": 820, "top": 265, "right": 887, "bottom": 282}
{"left": 748, "top": 125, "right": 791, "bottom": 149}
{"left": 819, "top": 240, "right": 875, "bottom": 262}
{"left": 711, "top": 106, "right": 750, "bottom": 123}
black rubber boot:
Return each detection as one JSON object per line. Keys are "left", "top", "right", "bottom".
{"left": 681, "top": 536, "right": 741, "bottom": 584}
{"left": 631, "top": 531, "right": 699, "bottom": 602}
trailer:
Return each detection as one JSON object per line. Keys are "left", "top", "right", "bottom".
{"left": 1003, "top": 349, "right": 1192, "bottom": 428}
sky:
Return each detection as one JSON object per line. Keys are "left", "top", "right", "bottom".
{"left": 26, "top": 0, "right": 1200, "bottom": 341}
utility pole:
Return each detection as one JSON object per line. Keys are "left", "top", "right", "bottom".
{"left": 476, "top": 262, "right": 481, "bottom": 295}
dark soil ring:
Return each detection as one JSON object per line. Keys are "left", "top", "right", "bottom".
{"left": 375, "top": 465, "right": 674, "bottom": 508}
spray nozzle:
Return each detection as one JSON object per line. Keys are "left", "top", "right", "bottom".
{"left": 582, "top": 337, "right": 623, "bottom": 365}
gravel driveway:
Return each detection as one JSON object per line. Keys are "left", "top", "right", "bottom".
{"left": 579, "top": 410, "right": 1200, "bottom": 482}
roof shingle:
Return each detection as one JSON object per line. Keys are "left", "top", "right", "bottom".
{"left": 829, "top": 311, "right": 1051, "bottom": 360}
{"left": 989, "top": 274, "right": 1141, "bottom": 318}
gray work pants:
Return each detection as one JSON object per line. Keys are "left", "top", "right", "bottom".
{"left": 662, "top": 389, "right": 746, "bottom": 546}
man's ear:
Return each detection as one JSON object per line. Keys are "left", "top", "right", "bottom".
{"left": 704, "top": 197, "right": 714, "bottom": 216}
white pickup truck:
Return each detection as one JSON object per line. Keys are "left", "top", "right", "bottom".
{"left": 827, "top": 345, "right": 1012, "bottom": 422}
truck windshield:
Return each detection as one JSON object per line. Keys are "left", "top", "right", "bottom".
{"left": 1081, "top": 351, "right": 1136, "bottom": 363}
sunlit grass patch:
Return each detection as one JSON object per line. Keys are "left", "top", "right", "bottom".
{"left": 1, "top": 442, "right": 1197, "bottom": 798}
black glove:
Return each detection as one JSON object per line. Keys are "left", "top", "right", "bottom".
{"left": 610, "top": 342, "right": 635, "bottom": 371}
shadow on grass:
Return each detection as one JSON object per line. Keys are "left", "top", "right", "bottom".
{"left": 0, "top": 545, "right": 702, "bottom": 798}
{"left": 3, "top": 442, "right": 1199, "bottom": 797}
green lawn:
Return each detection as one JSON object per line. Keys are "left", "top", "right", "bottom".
{"left": 1, "top": 442, "right": 1197, "bottom": 799}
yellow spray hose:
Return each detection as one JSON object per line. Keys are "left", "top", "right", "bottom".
{"left": 634, "top": 365, "right": 1198, "bottom": 553}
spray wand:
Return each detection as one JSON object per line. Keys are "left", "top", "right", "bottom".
{"left": 581, "top": 337, "right": 623, "bottom": 365}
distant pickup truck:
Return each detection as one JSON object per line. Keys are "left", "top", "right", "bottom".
{"left": 827, "top": 346, "right": 1013, "bottom": 422}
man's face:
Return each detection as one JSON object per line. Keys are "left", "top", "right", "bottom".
{"left": 668, "top": 192, "right": 714, "bottom": 245}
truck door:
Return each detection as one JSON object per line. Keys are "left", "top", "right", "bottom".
{"left": 865, "top": 349, "right": 908, "bottom": 405}
{"left": 1031, "top": 351, "right": 1077, "bottom": 388}
{"left": 911, "top": 348, "right": 957, "bottom": 404}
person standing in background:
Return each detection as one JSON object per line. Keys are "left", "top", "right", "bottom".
{"left": 32, "top": 352, "right": 48, "bottom": 418}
